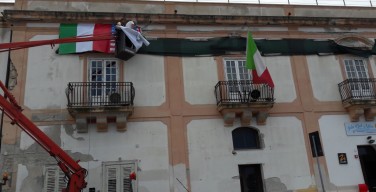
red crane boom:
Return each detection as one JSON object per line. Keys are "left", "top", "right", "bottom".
{"left": 0, "top": 81, "right": 87, "bottom": 191}
{"left": 0, "top": 34, "right": 114, "bottom": 52}
{"left": 0, "top": 29, "right": 119, "bottom": 191}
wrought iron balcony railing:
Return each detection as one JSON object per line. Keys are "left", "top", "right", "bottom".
{"left": 338, "top": 78, "right": 376, "bottom": 104}
{"left": 66, "top": 82, "right": 135, "bottom": 108}
{"left": 214, "top": 80, "right": 274, "bottom": 107}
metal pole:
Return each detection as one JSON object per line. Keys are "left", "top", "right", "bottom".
{"left": 312, "top": 135, "right": 325, "bottom": 192}
{"left": 176, "top": 178, "right": 189, "bottom": 192}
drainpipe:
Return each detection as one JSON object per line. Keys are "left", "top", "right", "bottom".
{"left": 0, "top": 27, "right": 13, "bottom": 192}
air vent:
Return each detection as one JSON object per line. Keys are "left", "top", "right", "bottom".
{"left": 250, "top": 90, "right": 261, "bottom": 100}
{"left": 109, "top": 93, "right": 121, "bottom": 104}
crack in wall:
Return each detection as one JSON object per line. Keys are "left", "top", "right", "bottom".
{"left": 0, "top": 124, "right": 93, "bottom": 191}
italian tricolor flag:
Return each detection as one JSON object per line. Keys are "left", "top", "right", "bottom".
{"left": 59, "top": 23, "right": 115, "bottom": 54}
{"left": 246, "top": 32, "right": 274, "bottom": 88}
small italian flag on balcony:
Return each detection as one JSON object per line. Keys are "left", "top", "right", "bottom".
{"left": 246, "top": 32, "right": 274, "bottom": 88}
{"left": 58, "top": 23, "right": 115, "bottom": 54}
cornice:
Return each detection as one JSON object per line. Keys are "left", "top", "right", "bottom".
{"left": 3, "top": 10, "right": 376, "bottom": 27}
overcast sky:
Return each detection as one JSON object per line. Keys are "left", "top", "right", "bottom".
{"left": 0, "top": 0, "right": 374, "bottom": 6}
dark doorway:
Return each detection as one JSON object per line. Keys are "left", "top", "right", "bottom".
{"left": 238, "top": 164, "right": 264, "bottom": 192}
{"left": 358, "top": 145, "right": 376, "bottom": 192}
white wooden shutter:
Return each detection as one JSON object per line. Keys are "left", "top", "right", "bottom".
{"left": 122, "top": 166, "right": 132, "bottom": 192}
{"left": 57, "top": 170, "right": 66, "bottom": 192}
{"left": 107, "top": 167, "right": 118, "bottom": 192}
{"left": 103, "top": 161, "right": 137, "bottom": 192}
{"left": 44, "top": 167, "right": 57, "bottom": 192}
{"left": 44, "top": 166, "right": 67, "bottom": 192}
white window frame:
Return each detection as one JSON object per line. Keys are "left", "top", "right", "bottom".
{"left": 343, "top": 58, "right": 371, "bottom": 96}
{"left": 223, "top": 59, "right": 251, "bottom": 102}
{"left": 43, "top": 165, "right": 66, "bottom": 192}
{"left": 344, "top": 58, "right": 369, "bottom": 79}
{"left": 102, "top": 160, "right": 138, "bottom": 192}
{"left": 88, "top": 58, "right": 120, "bottom": 104}
{"left": 88, "top": 58, "right": 119, "bottom": 84}
{"left": 223, "top": 59, "right": 251, "bottom": 82}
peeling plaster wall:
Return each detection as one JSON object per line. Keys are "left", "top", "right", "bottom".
{"left": 4, "top": 125, "right": 69, "bottom": 192}
{"left": 183, "top": 57, "right": 218, "bottom": 105}
{"left": 20, "top": 126, "right": 51, "bottom": 150}
{"left": 15, "top": 164, "right": 27, "bottom": 192}
{"left": 187, "top": 117, "right": 312, "bottom": 192}
{"left": 61, "top": 121, "right": 170, "bottom": 192}
{"left": 307, "top": 55, "right": 343, "bottom": 102}
{"left": 14, "top": 122, "right": 169, "bottom": 192}
{"left": 319, "top": 115, "right": 366, "bottom": 188}
{"left": 0, "top": 27, "right": 10, "bottom": 91}
{"left": 24, "top": 35, "right": 82, "bottom": 110}
{"left": 124, "top": 54, "right": 165, "bottom": 107}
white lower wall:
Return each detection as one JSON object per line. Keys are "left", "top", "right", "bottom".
{"left": 187, "top": 117, "right": 311, "bottom": 192}
{"left": 64, "top": 121, "right": 170, "bottom": 192}
{"left": 15, "top": 164, "right": 28, "bottom": 192}
{"left": 319, "top": 115, "right": 366, "bottom": 187}
{"left": 18, "top": 121, "right": 170, "bottom": 192}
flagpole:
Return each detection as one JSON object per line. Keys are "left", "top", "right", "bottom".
{"left": 312, "top": 135, "right": 326, "bottom": 192}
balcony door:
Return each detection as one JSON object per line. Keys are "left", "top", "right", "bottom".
{"left": 89, "top": 59, "right": 119, "bottom": 105}
{"left": 344, "top": 59, "right": 371, "bottom": 98}
{"left": 224, "top": 59, "right": 251, "bottom": 102}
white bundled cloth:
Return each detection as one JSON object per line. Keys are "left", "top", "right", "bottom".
{"left": 119, "top": 26, "right": 150, "bottom": 52}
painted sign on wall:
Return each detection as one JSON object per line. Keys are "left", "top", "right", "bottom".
{"left": 345, "top": 122, "right": 376, "bottom": 136}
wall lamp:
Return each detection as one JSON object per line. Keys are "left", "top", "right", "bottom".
{"left": 0, "top": 172, "right": 8, "bottom": 186}
{"left": 367, "top": 136, "right": 375, "bottom": 144}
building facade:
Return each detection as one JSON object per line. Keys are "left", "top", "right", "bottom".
{"left": 0, "top": 0, "right": 376, "bottom": 192}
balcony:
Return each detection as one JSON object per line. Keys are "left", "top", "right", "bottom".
{"left": 66, "top": 82, "right": 135, "bottom": 132}
{"left": 339, "top": 78, "right": 376, "bottom": 122}
{"left": 214, "top": 81, "right": 274, "bottom": 126}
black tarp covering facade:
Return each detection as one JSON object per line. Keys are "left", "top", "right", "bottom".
{"left": 137, "top": 37, "right": 376, "bottom": 58}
